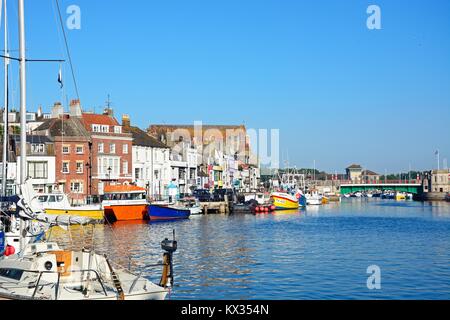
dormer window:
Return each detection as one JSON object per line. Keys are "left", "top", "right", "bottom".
{"left": 31, "top": 144, "right": 45, "bottom": 154}
{"left": 114, "top": 126, "right": 122, "bottom": 134}
{"left": 92, "top": 124, "right": 100, "bottom": 132}
{"left": 101, "top": 125, "right": 109, "bottom": 133}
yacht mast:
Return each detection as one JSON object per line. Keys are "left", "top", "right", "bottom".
{"left": 18, "top": 0, "right": 26, "bottom": 252}
{"left": 2, "top": 0, "right": 9, "bottom": 197}
{"left": 18, "top": 0, "right": 26, "bottom": 185}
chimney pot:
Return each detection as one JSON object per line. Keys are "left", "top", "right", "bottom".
{"left": 69, "top": 99, "right": 82, "bottom": 117}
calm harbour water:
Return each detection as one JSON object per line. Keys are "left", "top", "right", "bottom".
{"left": 50, "top": 198, "right": 450, "bottom": 300}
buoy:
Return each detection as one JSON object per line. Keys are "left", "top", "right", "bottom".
{"left": 264, "top": 207, "right": 269, "bottom": 212}
{"left": 270, "top": 205, "right": 276, "bottom": 211}
{"left": 255, "top": 206, "right": 260, "bottom": 212}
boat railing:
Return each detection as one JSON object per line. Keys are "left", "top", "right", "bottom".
{"left": 128, "top": 262, "right": 168, "bottom": 293}
{"left": 1, "top": 268, "right": 110, "bottom": 300}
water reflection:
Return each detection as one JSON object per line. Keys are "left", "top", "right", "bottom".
{"left": 48, "top": 199, "right": 450, "bottom": 300}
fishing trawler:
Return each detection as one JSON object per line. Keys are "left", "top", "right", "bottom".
{"left": 102, "top": 185, "right": 148, "bottom": 222}
{"left": 270, "top": 192, "right": 305, "bottom": 210}
{"left": 147, "top": 205, "right": 191, "bottom": 221}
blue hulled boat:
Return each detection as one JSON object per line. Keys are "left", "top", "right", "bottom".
{"left": 147, "top": 205, "right": 191, "bottom": 221}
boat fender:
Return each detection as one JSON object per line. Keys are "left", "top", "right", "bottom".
{"left": 4, "top": 245, "right": 15, "bottom": 257}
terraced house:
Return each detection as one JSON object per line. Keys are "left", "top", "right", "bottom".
{"left": 34, "top": 102, "right": 91, "bottom": 204}
{"left": 79, "top": 105, "right": 133, "bottom": 197}
{"left": 35, "top": 100, "right": 133, "bottom": 203}
{"left": 122, "top": 115, "right": 171, "bottom": 198}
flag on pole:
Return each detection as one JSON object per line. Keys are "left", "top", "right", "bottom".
{"left": 57, "top": 66, "right": 63, "bottom": 88}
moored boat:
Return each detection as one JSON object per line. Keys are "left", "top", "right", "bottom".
{"left": 31, "top": 193, "right": 103, "bottom": 221}
{"left": 305, "top": 191, "right": 323, "bottom": 205}
{"left": 395, "top": 192, "right": 406, "bottom": 201}
{"left": 102, "top": 185, "right": 148, "bottom": 222}
{"left": 0, "top": 237, "right": 177, "bottom": 300}
{"left": 147, "top": 205, "right": 191, "bottom": 221}
{"left": 174, "top": 198, "right": 203, "bottom": 215}
{"left": 270, "top": 192, "right": 303, "bottom": 210}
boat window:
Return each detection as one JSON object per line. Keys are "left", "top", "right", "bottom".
{"left": 48, "top": 196, "right": 56, "bottom": 203}
{"left": 0, "top": 269, "right": 24, "bottom": 281}
{"left": 56, "top": 196, "right": 64, "bottom": 202}
{"left": 37, "top": 196, "right": 48, "bottom": 202}
{"left": 131, "top": 193, "right": 144, "bottom": 200}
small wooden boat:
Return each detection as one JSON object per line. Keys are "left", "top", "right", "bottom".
{"left": 147, "top": 205, "right": 191, "bottom": 221}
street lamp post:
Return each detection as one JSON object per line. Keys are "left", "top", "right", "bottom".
{"left": 107, "top": 166, "right": 112, "bottom": 185}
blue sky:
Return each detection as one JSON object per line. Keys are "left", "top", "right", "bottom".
{"left": 3, "top": 0, "right": 450, "bottom": 173}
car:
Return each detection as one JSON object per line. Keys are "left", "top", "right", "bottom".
{"left": 193, "top": 189, "right": 212, "bottom": 202}
{"left": 212, "top": 188, "right": 236, "bottom": 202}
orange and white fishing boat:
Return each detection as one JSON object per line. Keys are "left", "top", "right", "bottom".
{"left": 102, "top": 185, "right": 148, "bottom": 222}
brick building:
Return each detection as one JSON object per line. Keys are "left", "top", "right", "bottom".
{"left": 34, "top": 103, "right": 91, "bottom": 204}
{"left": 147, "top": 124, "right": 251, "bottom": 165}
{"left": 80, "top": 107, "right": 133, "bottom": 196}
{"left": 35, "top": 100, "right": 133, "bottom": 203}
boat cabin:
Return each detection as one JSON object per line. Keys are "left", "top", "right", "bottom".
{"left": 101, "top": 185, "right": 147, "bottom": 201}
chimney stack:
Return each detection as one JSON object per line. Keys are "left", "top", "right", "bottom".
{"left": 69, "top": 99, "right": 82, "bottom": 117}
{"left": 122, "top": 114, "right": 131, "bottom": 132}
{"left": 51, "top": 102, "right": 63, "bottom": 119}
{"left": 122, "top": 114, "right": 130, "bottom": 126}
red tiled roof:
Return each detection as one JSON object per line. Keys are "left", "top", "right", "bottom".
{"left": 81, "top": 113, "right": 119, "bottom": 130}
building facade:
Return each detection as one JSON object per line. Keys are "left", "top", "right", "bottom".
{"left": 79, "top": 105, "right": 133, "bottom": 196}
{"left": 14, "top": 136, "right": 56, "bottom": 194}
{"left": 34, "top": 103, "right": 91, "bottom": 204}
{"left": 346, "top": 164, "right": 363, "bottom": 182}
{"left": 423, "top": 169, "right": 450, "bottom": 193}
{"left": 123, "top": 115, "right": 171, "bottom": 199}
